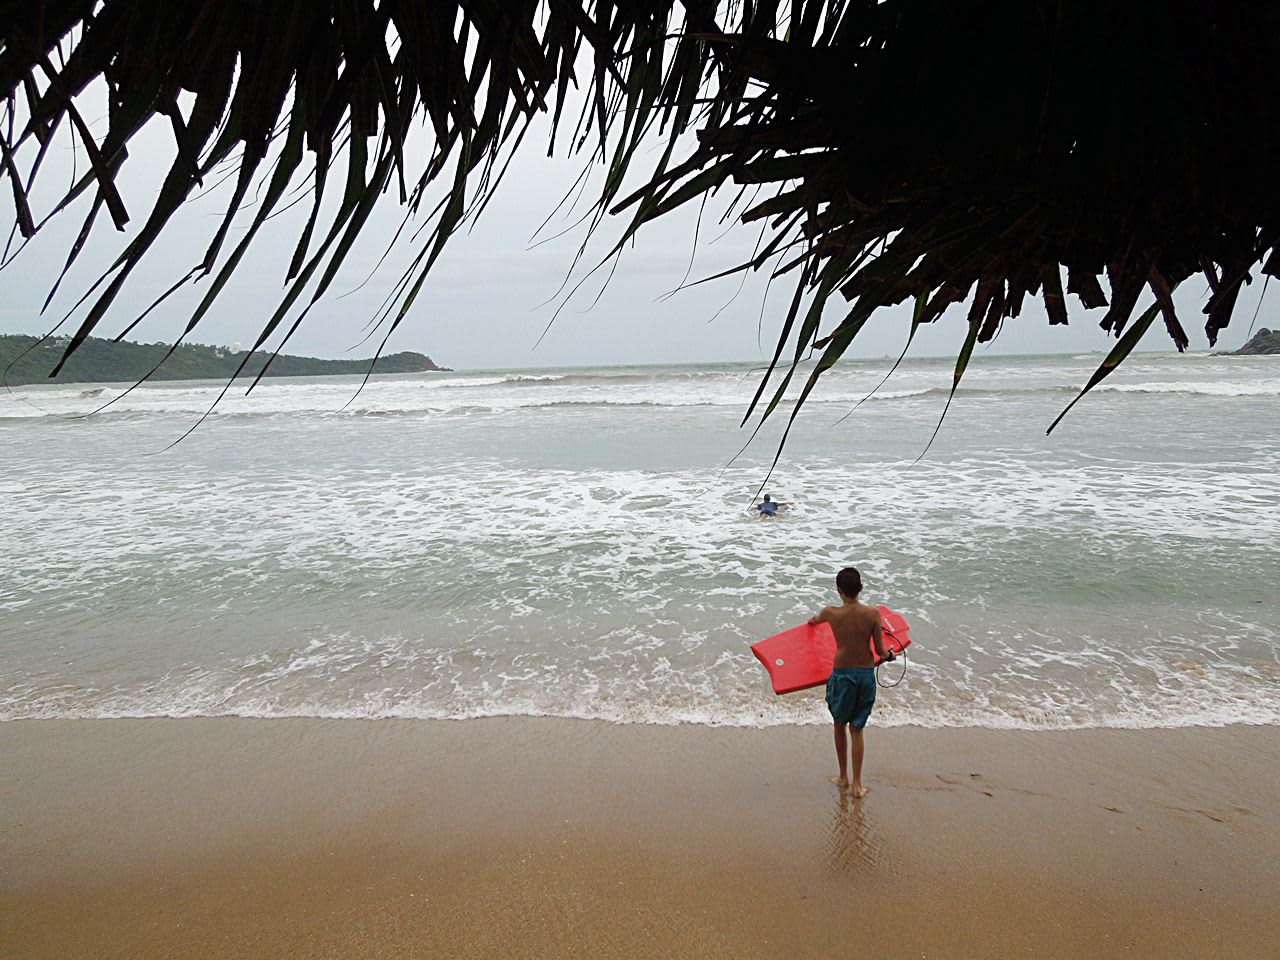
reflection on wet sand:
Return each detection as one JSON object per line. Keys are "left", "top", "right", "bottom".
{"left": 825, "top": 788, "right": 884, "bottom": 876}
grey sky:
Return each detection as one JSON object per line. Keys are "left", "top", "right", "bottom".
{"left": 1, "top": 92, "right": 1269, "bottom": 370}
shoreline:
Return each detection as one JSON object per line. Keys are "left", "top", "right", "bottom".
{"left": 8, "top": 706, "right": 1280, "bottom": 728}
{"left": 4, "top": 718, "right": 1278, "bottom": 959}
{"left": 8, "top": 712, "right": 1280, "bottom": 731}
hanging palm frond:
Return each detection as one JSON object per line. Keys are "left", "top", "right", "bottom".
{"left": 2, "top": 1, "right": 1277, "bottom": 433}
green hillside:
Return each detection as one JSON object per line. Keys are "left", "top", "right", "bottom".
{"left": 1, "top": 335, "right": 448, "bottom": 387}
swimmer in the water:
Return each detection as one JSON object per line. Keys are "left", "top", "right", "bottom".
{"left": 751, "top": 493, "right": 790, "bottom": 519}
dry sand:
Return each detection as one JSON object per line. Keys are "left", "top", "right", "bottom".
{"left": 2, "top": 718, "right": 1277, "bottom": 959}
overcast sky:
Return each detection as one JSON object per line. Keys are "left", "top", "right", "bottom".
{"left": 1, "top": 90, "right": 1270, "bottom": 370}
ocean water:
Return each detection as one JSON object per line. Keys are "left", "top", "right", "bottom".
{"left": 2, "top": 351, "right": 1277, "bottom": 729}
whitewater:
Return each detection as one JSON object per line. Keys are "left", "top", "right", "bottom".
{"left": 2, "top": 351, "right": 1277, "bottom": 729}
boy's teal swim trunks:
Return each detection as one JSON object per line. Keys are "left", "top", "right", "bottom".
{"left": 826, "top": 667, "right": 876, "bottom": 728}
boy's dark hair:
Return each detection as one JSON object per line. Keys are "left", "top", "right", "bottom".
{"left": 836, "top": 567, "right": 863, "bottom": 598}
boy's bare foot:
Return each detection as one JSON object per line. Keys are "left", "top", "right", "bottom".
{"left": 850, "top": 783, "right": 869, "bottom": 798}
{"left": 827, "top": 775, "right": 849, "bottom": 788}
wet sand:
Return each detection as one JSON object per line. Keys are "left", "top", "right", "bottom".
{"left": 2, "top": 718, "right": 1277, "bottom": 959}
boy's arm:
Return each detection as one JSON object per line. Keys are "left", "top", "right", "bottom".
{"left": 871, "top": 611, "right": 892, "bottom": 661}
{"left": 807, "top": 606, "right": 832, "bottom": 627}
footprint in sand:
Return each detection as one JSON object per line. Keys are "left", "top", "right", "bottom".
{"left": 1158, "top": 803, "right": 1234, "bottom": 826}
{"left": 1195, "top": 808, "right": 1230, "bottom": 824}
{"left": 935, "top": 772, "right": 1050, "bottom": 799}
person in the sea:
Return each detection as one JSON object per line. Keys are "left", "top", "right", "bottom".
{"left": 808, "top": 566, "right": 893, "bottom": 797}
{"left": 752, "top": 493, "right": 789, "bottom": 518}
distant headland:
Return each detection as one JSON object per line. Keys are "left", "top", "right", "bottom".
{"left": 1228, "top": 328, "right": 1280, "bottom": 355}
{"left": 0, "top": 335, "right": 450, "bottom": 387}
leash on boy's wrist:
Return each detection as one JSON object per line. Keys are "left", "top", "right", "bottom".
{"left": 875, "top": 642, "right": 906, "bottom": 688}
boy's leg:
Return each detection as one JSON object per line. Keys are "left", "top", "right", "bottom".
{"left": 831, "top": 722, "right": 848, "bottom": 785}
{"left": 849, "top": 727, "right": 867, "bottom": 797}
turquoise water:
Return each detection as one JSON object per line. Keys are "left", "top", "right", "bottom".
{"left": 2, "top": 352, "right": 1277, "bottom": 727}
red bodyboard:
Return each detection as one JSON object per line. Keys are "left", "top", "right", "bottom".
{"left": 751, "top": 606, "right": 912, "bottom": 695}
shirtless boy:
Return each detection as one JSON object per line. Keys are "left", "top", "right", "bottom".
{"left": 808, "top": 566, "right": 892, "bottom": 797}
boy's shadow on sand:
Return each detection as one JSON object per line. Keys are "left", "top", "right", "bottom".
{"left": 824, "top": 789, "right": 890, "bottom": 877}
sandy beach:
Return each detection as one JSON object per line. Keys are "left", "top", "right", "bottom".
{"left": 2, "top": 718, "right": 1276, "bottom": 959}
